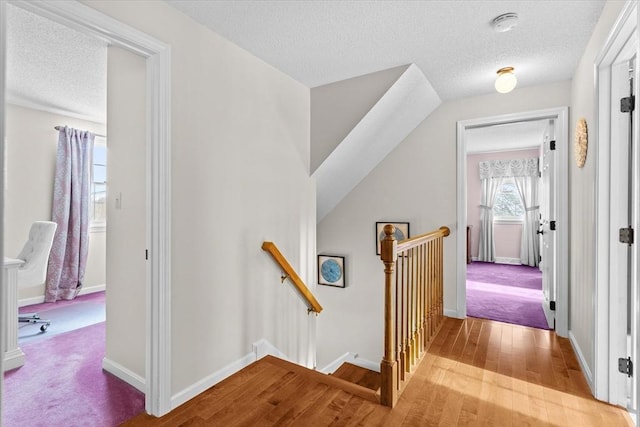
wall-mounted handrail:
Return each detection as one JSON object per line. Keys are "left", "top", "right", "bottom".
{"left": 261, "top": 242, "right": 323, "bottom": 314}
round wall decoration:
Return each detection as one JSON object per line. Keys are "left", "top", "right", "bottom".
{"left": 574, "top": 118, "right": 588, "bottom": 168}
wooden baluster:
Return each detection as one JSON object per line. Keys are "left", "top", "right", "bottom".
{"left": 415, "top": 248, "right": 420, "bottom": 362}
{"left": 380, "top": 225, "right": 398, "bottom": 407}
{"left": 395, "top": 254, "right": 402, "bottom": 389}
{"left": 399, "top": 253, "right": 406, "bottom": 379}
{"left": 405, "top": 250, "right": 415, "bottom": 372}
{"left": 430, "top": 239, "right": 436, "bottom": 339}
{"left": 438, "top": 237, "right": 442, "bottom": 327}
{"left": 418, "top": 244, "right": 424, "bottom": 355}
{"left": 421, "top": 243, "right": 427, "bottom": 351}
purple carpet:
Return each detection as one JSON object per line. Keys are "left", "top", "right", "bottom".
{"left": 19, "top": 292, "right": 106, "bottom": 344}
{"left": 4, "top": 322, "right": 145, "bottom": 426}
{"left": 466, "top": 262, "right": 549, "bottom": 330}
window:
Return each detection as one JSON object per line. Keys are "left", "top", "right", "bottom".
{"left": 493, "top": 177, "right": 524, "bottom": 221}
{"left": 91, "top": 138, "right": 107, "bottom": 231}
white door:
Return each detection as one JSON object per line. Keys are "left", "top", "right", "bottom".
{"left": 609, "top": 57, "right": 637, "bottom": 409}
{"left": 540, "top": 120, "right": 556, "bottom": 329}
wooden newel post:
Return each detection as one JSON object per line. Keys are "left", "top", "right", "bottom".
{"left": 380, "top": 224, "right": 398, "bottom": 407}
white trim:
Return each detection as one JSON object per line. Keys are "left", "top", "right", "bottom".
{"left": 0, "top": 0, "right": 7, "bottom": 403}
{"left": 3, "top": 348, "right": 25, "bottom": 372}
{"left": 594, "top": 0, "right": 638, "bottom": 406}
{"left": 102, "top": 357, "right": 146, "bottom": 393}
{"left": 494, "top": 257, "right": 521, "bottom": 265}
{"left": 457, "top": 107, "right": 569, "bottom": 337}
{"left": 252, "top": 338, "right": 288, "bottom": 361}
{"left": 444, "top": 308, "right": 460, "bottom": 318}
{"left": 18, "top": 284, "right": 105, "bottom": 308}
{"left": 569, "top": 331, "right": 595, "bottom": 394}
{"left": 318, "top": 352, "right": 380, "bottom": 374}
{"left": 89, "top": 223, "right": 106, "bottom": 233}
{"left": 5, "top": 0, "right": 173, "bottom": 417}
{"left": 493, "top": 217, "right": 524, "bottom": 225}
{"left": 171, "top": 339, "right": 286, "bottom": 411}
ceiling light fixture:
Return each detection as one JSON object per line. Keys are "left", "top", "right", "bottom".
{"left": 492, "top": 13, "right": 519, "bottom": 33}
{"left": 495, "top": 67, "right": 517, "bottom": 94}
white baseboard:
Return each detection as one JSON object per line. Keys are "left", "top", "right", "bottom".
{"left": 170, "top": 338, "right": 286, "bottom": 411}
{"left": 494, "top": 257, "right": 521, "bottom": 265}
{"left": 102, "top": 356, "right": 146, "bottom": 393}
{"left": 253, "top": 338, "right": 288, "bottom": 361}
{"left": 318, "top": 352, "right": 380, "bottom": 374}
{"left": 444, "top": 308, "right": 461, "bottom": 318}
{"left": 569, "top": 330, "right": 594, "bottom": 394}
{"left": 19, "top": 284, "right": 106, "bottom": 307}
{"left": 3, "top": 347, "right": 26, "bottom": 372}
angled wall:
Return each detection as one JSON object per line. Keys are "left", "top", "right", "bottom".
{"left": 311, "top": 65, "right": 409, "bottom": 173}
{"left": 313, "top": 64, "right": 442, "bottom": 221}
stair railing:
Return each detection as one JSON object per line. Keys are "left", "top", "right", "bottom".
{"left": 262, "top": 241, "right": 323, "bottom": 314}
{"left": 379, "top": 225, "right": 450, "bottom": 407}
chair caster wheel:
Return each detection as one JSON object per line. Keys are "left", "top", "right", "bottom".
{"left": 40, "top": 324, "right": 49, "bottom": 332}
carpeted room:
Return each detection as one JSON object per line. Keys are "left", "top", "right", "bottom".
{"left": 466, "top": 147, "right": 549, "bottom": 330}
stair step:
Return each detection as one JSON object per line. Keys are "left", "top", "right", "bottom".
{"left": 331, "top": 362, "right": 381, "bottom": 392}
{"left": 264, "top": 355, "right": 380, "bottom": 403}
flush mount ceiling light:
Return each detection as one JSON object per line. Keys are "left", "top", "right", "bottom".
{"left": 495, "top": 67, "right": 517, "bottom": 93}
{"left": 492, "top": 13, "right": 519, "bottom": 33}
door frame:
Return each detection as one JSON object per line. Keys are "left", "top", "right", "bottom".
{"left": 594, "top": 0, "right": 638, "bottom": 410}
{"left": 455, "top": 107, "right": 569, "bottom": 337}
{"left": 0, "top": 0, "right": 172, "bottom": 417}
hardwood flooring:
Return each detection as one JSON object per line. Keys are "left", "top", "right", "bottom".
{"left": 123, "top": 317, "right": 634, "bottom": 426}
{"left": 331, "top": 362, "right": 381, "bottom": 392}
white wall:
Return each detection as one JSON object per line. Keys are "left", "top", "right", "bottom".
{"left": 87, "top": 0, "right": 315, "bottom": 396}
{"left": 316, "top": 81, "right": 570, "bottom": 367}
{"left": 310, "top": 65, "right": 408, "bottom": 173}
{"left": 105, "top": 46, "right": 147, "bottom": 379}
{"left": 4, "top": 103, "right": 106, "bottom": 302}
{"left": 569, "top": 0, "right": 626, "bottom": 378}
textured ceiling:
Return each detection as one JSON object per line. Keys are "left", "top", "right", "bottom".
{"left": 6, "top": 1, "right": 606, "bottom": 125}
{"left": 466, "top": 120, "right": 549, "bottom": 154}
{"left": 6, "top": 4, "right": 107, "bottom": 123}
{"left": 167, "top": 0, "right": 606, "bottom": 100}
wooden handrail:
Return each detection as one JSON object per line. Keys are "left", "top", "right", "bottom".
{"left": 379, "top": 224, "right": 450, "bottom": 407}
{"left": 262, "top": 241, "right": 323, "bottom": 314}
{"left": 397, "top": 226, "right": 450, "bottom": 252}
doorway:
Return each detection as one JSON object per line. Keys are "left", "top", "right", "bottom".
{"left": 594, "top": 0, "right": 638, "bottom": 415}
{"left": 456, "top": 107, "right": 569, "bottom": 337}
{"left": 465, "top": 133, "right": 548, "bottom": 330}
{"left": 0, "top": 0, "right": 172, "bottom": 418}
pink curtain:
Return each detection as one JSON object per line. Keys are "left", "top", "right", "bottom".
{"left": 45, "top": 127, "right": 95, "bottom": 302}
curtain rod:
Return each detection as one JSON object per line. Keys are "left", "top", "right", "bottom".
{"left": 54, "top": 126, "right": 106, "bottom": 138}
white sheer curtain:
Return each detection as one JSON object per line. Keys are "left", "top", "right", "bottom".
{"left": 477, "top": 158, "right": 539, "bottom": 264}
{"left": 513, "top": 166, "right": 540, "bottom": 267}
{"left": 477, "top": 176, "right": 503, "bottom": 262}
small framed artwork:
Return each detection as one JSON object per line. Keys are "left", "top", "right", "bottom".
{"left": 376, "top": 222, "right": 410, "bottom": 255}
{"left": 318, "top": 255, "right": 346, "bottom": 288}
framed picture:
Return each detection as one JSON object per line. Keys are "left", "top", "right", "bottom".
{"left": 376, "top": 222, "right": 410, "bottom": 255}
{"left": 318, "top": 255, "right": 346, "bottom": 288}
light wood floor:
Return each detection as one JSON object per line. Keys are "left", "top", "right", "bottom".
{"left": 123, "top": 317, "right": 634, "bottom": 426}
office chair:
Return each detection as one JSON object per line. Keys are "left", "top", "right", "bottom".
{"left": 16, "top": 221, "right": 57, "bottom": 332}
